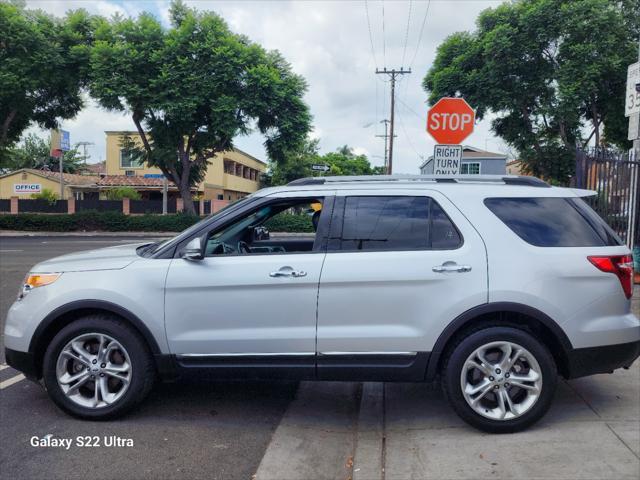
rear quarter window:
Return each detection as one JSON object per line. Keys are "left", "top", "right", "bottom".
{"left": 484, "top": 197, "right": 623, "bottom": 247}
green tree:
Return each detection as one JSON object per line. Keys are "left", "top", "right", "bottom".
{"left": 0, "top": 2, "right": 94, "bottom": 156}
{"left": 88, "top": 1, "right": 311, "bottom": 214}
{"left": 2, "top": 133, "right": 87, "bottom": 173}
{"left": 262, "top": 140, "right": 382, "bottom": 186}
{"left": 423, "top": 0, "right": 639, "bottom": 183}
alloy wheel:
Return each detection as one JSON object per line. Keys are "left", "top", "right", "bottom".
{"left": 460, "top": 340, "right": 542, "bottom": 421}
{"left": 55, "top": 333, "right": 132, "bottom": 409}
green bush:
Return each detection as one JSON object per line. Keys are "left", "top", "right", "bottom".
{"left": 104, "top": 187, "right": 141, "bottom": 200}
{"left": 0, "top": 211, "right": 316, "bottom": 233}
{"left": 0, "top": 211, "right": 201, "bottom": 232}
{"left": 265, "top": 213, "right": 314, "bottom": 233}
{"left": 31, "top": 188, "right": 58, "bottom": 204}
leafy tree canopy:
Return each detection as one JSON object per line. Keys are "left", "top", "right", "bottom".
{"left": 0, "top": 1, "right": 94, "bottom": 155}
{"left": 262, "top": 139, "right": 384, "bottom": 186}
{"left": 89, "top": 0, "right": 311, "bottom": 213}
{"left": 2, "top": 133, "right": 87, "bottom": 173}
{"left": 423, "top": 0, "right": 639, "bottom": 183}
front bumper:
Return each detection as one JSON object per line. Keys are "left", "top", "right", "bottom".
{"left": 5, "top": 348, "right": 40, "bottom": 380}
{"left": 566, "top": 340, "right": 640, "bottom": 379}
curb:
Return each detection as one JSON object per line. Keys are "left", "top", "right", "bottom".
{"left": 0, "top": 230, "right": 175, "bottom": 237}
{"left": 353, "top": 382, "right": 385, "bottom": 480}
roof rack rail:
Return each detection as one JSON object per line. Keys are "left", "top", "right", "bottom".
{"left": 286, "top": 174, "right": 550, "bottom": 188}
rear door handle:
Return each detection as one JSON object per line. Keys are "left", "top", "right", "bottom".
{"left": 432, "top": 263, "right": 472, "bottom": 273}
{"left": 270, "top": 266, "right": 307, "bottom": 278}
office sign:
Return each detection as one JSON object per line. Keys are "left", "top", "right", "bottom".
{"left": 433, "top": 145, "right": 462, "bottom": 175}
{"left": 14, "top": 183, "right": 42, "bottom": 194}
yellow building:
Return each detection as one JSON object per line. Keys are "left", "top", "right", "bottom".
{"left": 105, "top": 131, "right": 266, "bottom": 201}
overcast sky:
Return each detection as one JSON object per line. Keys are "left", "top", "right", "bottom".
{"left": 25, "top": 0, "right": 508, "bottom": 173}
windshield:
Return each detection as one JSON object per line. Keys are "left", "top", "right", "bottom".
{"left": 140, "top": 195, "right": 258, "bottom": 257}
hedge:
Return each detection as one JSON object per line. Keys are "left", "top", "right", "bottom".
{"left": 0, "top": 211, "right": 200, "bottom": 232}
{"left": 0, "top": 211, "right": 314, "bottom": 233}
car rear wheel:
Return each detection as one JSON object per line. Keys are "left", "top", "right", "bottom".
{"left": 442, "top": 326, "right": 557, "bottom": 433}
{"left": 42, "top": 314, "right": 156, "bottom": 420}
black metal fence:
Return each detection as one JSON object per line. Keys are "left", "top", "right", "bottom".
{"left": 572, "top": 148, "right": 640, "bottom": 247}
{"left": 76, "top": 199, "right": 123, "bottom": 212}
{"left": 130, "top": 199, "right": 177, "bottom": 214}
{"left": 18, "top": 199, "right": 68, "bottom": 213}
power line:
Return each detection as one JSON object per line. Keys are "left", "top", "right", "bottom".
{"left": 401, "top": 0, "right": 413, "bottom": 68}
{"left": 381, "top": 0, "right": 386, "bottom": 67}
{"left": 397, "top": 103, "right": 423, "bottom": 164}
{"left": 408, "top": 0, "right": 432, "bottom": 69}
{"left": 397, "top": 97, "right": 423, "bottom": 120}
{"left": 364, "top": 0, "right": 378, "bottom": 67}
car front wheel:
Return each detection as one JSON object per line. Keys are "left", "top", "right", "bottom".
{"left": 42, "top": 314, "right": 156, "bottom": 420}
{"left": 442, "top": 326, "right": 558, "bottom": 433}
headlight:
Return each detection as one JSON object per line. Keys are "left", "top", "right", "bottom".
{"left": 19, "top": 273, "right": 61, "bottom": 299}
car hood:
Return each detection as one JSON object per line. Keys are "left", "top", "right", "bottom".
{"left": 31, "top": 243, "right": 150, "bottom": 273}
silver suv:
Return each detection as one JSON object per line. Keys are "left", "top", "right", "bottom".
{"left": 5, "top": 175, "right": 640, "bottom": 432}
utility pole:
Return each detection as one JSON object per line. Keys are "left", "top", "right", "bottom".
{"left": 375, "top": 119, "right": 396, "bottom": 171}
{"left": 76, "top": 142, "right": 94, "bottom": 164}
{"left": 376, "top": 67, "right": 411, "bottom": 174}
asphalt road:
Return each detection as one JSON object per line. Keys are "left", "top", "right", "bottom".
{"left": 0, "top": 236, "right": 297, "bottom": 480}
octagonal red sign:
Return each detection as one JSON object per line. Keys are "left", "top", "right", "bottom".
{"left": 426, "top": 97, "right": 475, "bottom": 144}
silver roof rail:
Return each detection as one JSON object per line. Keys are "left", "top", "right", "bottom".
{"left": 287, "top": 174, "right": 550, "bottom": 188}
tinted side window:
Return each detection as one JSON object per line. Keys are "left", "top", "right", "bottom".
{"left": 334, "top": 196, "right": 462, "bottom": 251}
{"left": 431, "top": 201, "right": 462, "bottom": 249}
{"left": 484, "top": 197, "right": 622, "bottom": 247}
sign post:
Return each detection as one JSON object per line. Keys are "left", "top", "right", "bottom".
{"left": 51, "top": 129, "right": 70, "bottom": 199}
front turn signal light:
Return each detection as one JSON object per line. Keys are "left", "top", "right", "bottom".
{"left": 19, "top": 273, "right": 61, "bottom": 299}
{"left": 25, "top": 273, "right": 61, "bottom": 288}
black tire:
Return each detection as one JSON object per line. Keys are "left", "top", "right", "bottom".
{"left": 42, "top": 314, "right": 156, "bottom": 420}
{"left": 442, "top": 326, "right": 557, "bottom": 433}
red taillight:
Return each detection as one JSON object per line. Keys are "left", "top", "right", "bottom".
{"left": 588, "top": 255, "right": 634, "bottom": 299}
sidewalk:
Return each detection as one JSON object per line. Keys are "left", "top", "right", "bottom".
{"left": 353, "top": 364, "right": 639, "bottom": 480}
{"left": 0, "top": 230, "right": 175, "bottom": 237}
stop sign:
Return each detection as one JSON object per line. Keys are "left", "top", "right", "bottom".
{"left": 426, "top": 97, "right": 475, "bottom": 144}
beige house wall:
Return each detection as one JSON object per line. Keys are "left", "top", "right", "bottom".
{"left": 0, "top": 171, "right": 74, "bottom": 199}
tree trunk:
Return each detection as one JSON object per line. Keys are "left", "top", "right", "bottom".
{"left": 179, "top": 181, "right": 196, "bottom": 215}
{"left": 1, "top": 109, "right": 17, "bottom": 145}
{"left": 178, "top": 151, "right": 196, "bottom": 215}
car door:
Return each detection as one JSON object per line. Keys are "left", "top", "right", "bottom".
{"left": 316, "top": 189, "right": 488, "bottom": 380}
{"left": 164, "top": 191, "right": 334, "bottom": 377}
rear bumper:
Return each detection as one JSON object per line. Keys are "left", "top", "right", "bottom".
{"left": 5, "top": 348, "right": 40, "bottom": 380}
{"left": 566, "top": 340, "right": 640, "bottom": 379}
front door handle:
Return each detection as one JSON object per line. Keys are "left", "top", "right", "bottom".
{"left": 432, "top": 263, "right": 472, "bottom": 273}
{"left": 270, "top": 266, "right": 307, "bottom": 278}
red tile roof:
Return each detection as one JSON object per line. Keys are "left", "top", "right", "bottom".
{"left": 24, "top": 169, "right": 99, "bottom": 185}
{"left": 96, "top": 175, "right": 175, "bottom": 187}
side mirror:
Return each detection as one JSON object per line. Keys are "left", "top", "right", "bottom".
{"left": 181, "top": 237, "right": 204, "bottom": 261}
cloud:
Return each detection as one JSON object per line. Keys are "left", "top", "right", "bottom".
{"left": 25, "top": 0, "right": 507, "bottom": 172}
